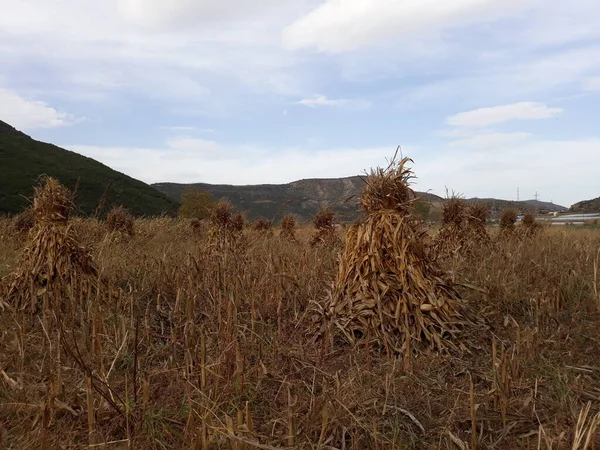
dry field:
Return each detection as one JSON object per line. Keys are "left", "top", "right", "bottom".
{"left": 1, "top": 174, "right": 599, "bottom": 449}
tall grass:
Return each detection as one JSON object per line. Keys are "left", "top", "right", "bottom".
{"left": 0, "top": 216, "right": 599, "bottom": 449}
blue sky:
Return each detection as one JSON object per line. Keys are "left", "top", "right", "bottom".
{"left": 1, "top": 0, "right": 599, "bottom": 207}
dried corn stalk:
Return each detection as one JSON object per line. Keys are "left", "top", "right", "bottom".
{"left": 207, "top": 199, "right": 246, "bottom": 254}
{"left": 324, "top": 156, "right": 466, "bottom": 358}
{"left": 435, "top": 199, "right": 491, "bottom": 260}
{"left": 2, "top": 177, "right": 113, "bottom": 322}
{"left": 280, "top": 214, "right": 297, "bottom": 242}
{"left": 310, "top": 207, "right": 340, "bottom": 248}
{"left": 105, "top": 206, "right": 134, "bottom": 236}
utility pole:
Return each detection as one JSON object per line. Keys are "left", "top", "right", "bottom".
{"left": 517, "top": 187, "right": 520, "bottom": 202}
{"left": 534, "top": 191, "right": 539, "bottom": 201}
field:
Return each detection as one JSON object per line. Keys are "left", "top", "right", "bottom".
{"left": 1, "top": 201, "right": 600, "bottom": 449}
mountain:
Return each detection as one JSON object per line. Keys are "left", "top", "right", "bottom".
{"left": 0, "top": 120, "right": 178, "bottom": 216}
{"left": 466, "top": 198, "right": 567, "bottom": 216}
{"left": 569, "top": 197, "right": 600, "bottom": 214}
{"left": 153, "top": 177, "right": 443, "bottom": 223}
{"left": 154, "top": 178, "right": 570, "bottom": 223}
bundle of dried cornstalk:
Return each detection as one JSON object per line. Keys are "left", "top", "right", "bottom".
{"left": 467, "top": 202, "right": 491, "bottom": 244}
{"left": 105, "top": 205, "right": 134, "bottom": 236}
{"left": 207, "top": 199, "right": 246, "bottom": 254}
{"left": 1, "top": 177, "right": 113, "bottom": 324}
{"left": 435, "top": 198, "right": 491, "bottom": 259}
{"left": 519, "top": 213, "right": 542, "bottom": 238}
{"left": 323, "top": 156, "right": 466, "bottom": 360}
{"left": 310, "top": 207, "right": 340, "bottom": 248}
{"left": 279, "top": 214, "right": 297, "bottom": 242}
{"left": 499, "top": 209, "right": 518, "bottom": 238}
{"left": 434, "top": 196, "right": 469, "bottom": 259}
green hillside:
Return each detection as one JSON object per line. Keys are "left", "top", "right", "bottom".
{"left": 0, "top": 120, "right": 179, "bottom": 216}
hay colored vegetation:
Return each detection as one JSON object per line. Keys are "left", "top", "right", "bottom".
{"left": 1, "top": 171, "right": 599, "bottom": 449}
{"left": 105, "top": 205, "right": 135, "bottom": 236}
{"left": 280, "top": 214, "right": 297, "bottom": 242}
{"left": 310, "top": 206, "right": 341, "bottom": 248}
{"left": 321, "top": 156, "right": 467, "bottom": 364}
{"left": 500, "top": 209, "right": 518, "bottom": 234}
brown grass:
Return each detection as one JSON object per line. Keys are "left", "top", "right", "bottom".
{"left": 1, "top": 176, "right": 599, "bottom": 449}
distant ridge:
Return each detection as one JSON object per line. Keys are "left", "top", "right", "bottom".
{"left": 153, "top": 178, "right": 568, "bottom": 223}
{"left": 466, "top": 197, "right": 567, "bottom": 214}
{"left": 0, "top": 120, "right": 178, "bottom": 216}
{"left": 569, "top": 196, "right": 600, "bottom": 214}
{"left": 153, "top": 176, "right": 443, "bottom": 223}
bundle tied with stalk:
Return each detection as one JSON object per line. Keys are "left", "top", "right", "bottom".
{"left": 465, "top": 201, "right": 492, "bottom": 251}
{"left": 190, "top": 218, "right": 205, "bottom": 233}
{"left": 467, "top": 202, "right": 490, "bottom": 239}
{"left": 499, "top": 209, "right": 518, "bottom": 237}
{"left": 433, "top": 195, "right": 469, "bottom": 259}
{"left": 12, "top": 208, "right": 35, "bottom": 234}
{"left": 231, "top": 213, "right": 246, "bottom": 233}
{"left": 207, "top": 199, "right": 246, "bottom": 253}
{"left": 520, "top": 213, "right": 541, "bottom": 237}
{"left": 309, "top": 207, "right": 340, "bottom": 248}
{"left": 322, "top": 155, "right": 466, "bottom": 360}
{"left": 105, "top": 205, "right": 134, "bottom": 236}
{"left": 280, "top": 214, "right": 297, "bottom": 242}
{"left": 253, "top": 217, "right": 273, "bottom": 235}
{"left": 1, "top": 176, "right": 114, "bottom": 323}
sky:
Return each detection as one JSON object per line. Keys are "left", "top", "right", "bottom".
{"left": 1, "top": 0, "right": 599, "bottom": 207}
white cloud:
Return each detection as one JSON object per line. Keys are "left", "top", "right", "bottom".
{"left": 0, "top": 0, "right": 311, "bottom": 110}
{"left": 159, "top": 126, "right": 197, "bottom": 131}
{"left": 583, "top": 77, "right": 600, "bottom": 91}
{"left": 391, "top": 45, "right": 600, "bottom": 111}
{"left": 65, "top": 132, "right": 599, "bottom": 208}
{"left": 416, "top": 138, "right": 599, "bottom": 207}
{"left": 449, "top": 132, "right": 532, "bottom": 148}
{"left": 66, "top": 140, "right": 397, "bottom": 186}
{"left": 0, "top": 88, "right": 81, "bottom": 130}
{"left": 295, "top": 95, "right": 370, "bottom": 109}
{"left": 283, "top": 0, "right": 529, "bottom": 53}
{"left": 446, "top": 102, "right": 563, "bottom": 128}
{"left": 118, "top": 0, "right": 287, "bottom": 30}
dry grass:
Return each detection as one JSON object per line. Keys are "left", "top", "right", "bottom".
{"left": 1, "top": 177, "right": 599, "bottom": 449}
